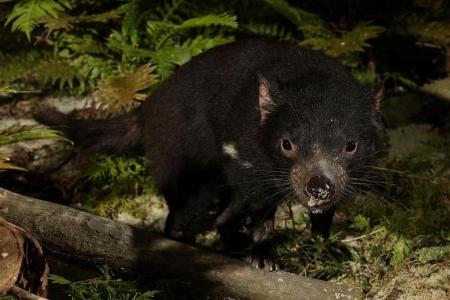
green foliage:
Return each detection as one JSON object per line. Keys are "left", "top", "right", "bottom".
{"left": 86, "top": 154, "right": 154, "bottom": 196}
{"left": 406, "top": 16, "right": 450, "bottom": 45}
{"left": 242, "top": 23, "right": 295, "bottom": 42}
{"left": 2, "top": 0, "right": 449, "bottom": 101}
{"left": 0, "top": 125, "right": 66, "bottom": 146}
{"left": 6, "top": 0, "right": 71, "bottom": 40}
{"left": 0, "top": 51, "right": 42, "bottom": 84}
{"left": 416, "top": 245, "right": 450, "bottom": 263}
{"left": 264, "top": 0, "right": 321, "bottom": 28}
{"left": 0, "top": 125, "right": 67, "bottom": 170}
{"left": 276, "top": 232, "right": 351, "bottom": 280}
{"left": 300, "top": 24, "right": 385, "bottom": 58}
{"left": 350, "top": 214, "right": 371, "bottom": 232}
{"left": 35, "top": 59, "right": 80, "bottom": 89}
{"left": 49, "top": 266, "right": 157, "bottom": 300}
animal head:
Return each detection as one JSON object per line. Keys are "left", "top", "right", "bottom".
{"left": 256, "top": 72, "right": 385, "bottom": 213}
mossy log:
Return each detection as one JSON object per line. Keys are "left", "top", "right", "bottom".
{"left": 0, "top": 187, "right": 360, "bottom": 300}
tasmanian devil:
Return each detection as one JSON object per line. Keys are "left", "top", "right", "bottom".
{"left": 35, "top": 39, "right": 384, "bottom": 268}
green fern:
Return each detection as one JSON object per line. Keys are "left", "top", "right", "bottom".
{"left": 0, "top": 125, "right": 67, "bottom": 171}
{"left": 0, "top": 125, "right": 66, "bottom": 146}
{"left": 300, "top": 24, "right": 385, "bottom": 57}
{"left": 42, "top": 9, "right": 123, "bottom": 35}
{"left": 242, "top": 23, "right": 296, "bottom": 42}
{"left": 5, "top": 0, "right": 71, "bottom": 40}
{"left": 49, "top": 268, "right": 157, "bottom": 300}
{"left": 264, "top": 0, "right": 322, "bottom": 29}
{"left": 406, "top": 16, "right": 450, "bottom": 45}
{"left": 35, "top": 59, "right": 80, "bottom": 89}
{"left": 146, "top": 13, "right": 237, "bottom": 48}
{"left": 70, "top": 55, "right": 117, "bottom": 93}
{"left": 0, "top": 51, "right": 42, "bottom": 83}
{"left": 57, "top": 33, "right": 107, "bottom": 55}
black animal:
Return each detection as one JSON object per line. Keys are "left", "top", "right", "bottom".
{"left": 35, "top": 40, "right": 384, "bottom": 268}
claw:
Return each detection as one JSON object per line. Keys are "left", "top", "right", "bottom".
{"left": 244, "top": 255, "right": 280, "bottom": 272}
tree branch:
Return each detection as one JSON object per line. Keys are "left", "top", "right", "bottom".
{"left": 0, "top": 187, "right": 360, "bottom": 300}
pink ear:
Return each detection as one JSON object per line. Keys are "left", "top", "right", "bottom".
{"left": 258, "top": 76, "right": 276, "bottom": 122}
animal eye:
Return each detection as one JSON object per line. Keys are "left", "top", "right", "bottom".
{"left": 281, "top": 139, "right": 293, "bottom": 151}
{"left": 344, "top": 141, "right": 358, "bottom": 154}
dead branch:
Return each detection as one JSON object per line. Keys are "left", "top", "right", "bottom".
{"left": 0, "top": 187, "right": 360, "bottom": 300}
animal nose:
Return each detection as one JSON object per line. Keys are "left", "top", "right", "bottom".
{"left": 305, "top": 175, "right": 335, "bottom": 200}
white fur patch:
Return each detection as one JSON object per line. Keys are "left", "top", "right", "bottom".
{"left": 223, "top": 143, "right": 239, "bottom": 160}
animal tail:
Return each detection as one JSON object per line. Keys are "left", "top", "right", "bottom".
{"left": 33, "top": 106, "right": 142, "bottom": 153}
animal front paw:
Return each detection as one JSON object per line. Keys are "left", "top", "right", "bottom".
{"left": 244, "top": 254, "right": 281, "bottom": 271}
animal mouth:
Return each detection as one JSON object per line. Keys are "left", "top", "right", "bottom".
{"left": 306, "top": 196, "right": 335, "bottom": 213}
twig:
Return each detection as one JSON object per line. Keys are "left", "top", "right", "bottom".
{"left": 341, "top": 228, "right": 385, "bottom": 243}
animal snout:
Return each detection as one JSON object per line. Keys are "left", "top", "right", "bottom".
{"left": 304, "top": 175, "right": 335, "bottom": 200}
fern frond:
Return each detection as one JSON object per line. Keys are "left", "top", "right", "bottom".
{"left": 0, "top": 125, "right": 61, "bottom": 171}
{"left": 146, "top": 12, "right": 237, "bottom": 46}
{"left": 71, "top": 54, "right": 117, "bottom": 93}
{"left": 0, "top": 84, "right": 40, "bottom": 95}
{"left": 94, "top": 64, "right": 158, "bottom": 113}
{"left": 35, "top": 59, "right": 79, "bottom": 89}
{"left": 158, "top": 0, "right": 187, "bottom": 23}
{"left": 5, "top": 0, "right": 71, "bottom": 40}
{"left": 0, "top": 125, "right": 66, "bottom": 146}
{"left": 42, "top": 9, "right": 122, "bottom": 34}
{"left": 301, "top": 24, "right": 385, "bottom": 57}
{"left": 264, "top": 0, "right": 321, "bottom": 28}
{"left": 149, "top": 35, "right": 233, "bottom": 78}
{"left": 181, "top": 35, "right": 234, "bottom": 56}
{"left": 243, "top": 23, "right": 295, "bottom": 42}
{"left": 406, "top": 16, "right": 450, "bottom": 45}
{"left": 0, "top": 51, "right": 42, "bottom": 83}
{"left": 106, "top": 30, "right": 154, "bottom": 59}
{"left": 119, "top": 2, "right": 142, "bottom": 47}
{"left": 58, "top": 34, "right": 107, "bottom": 55}
{"left": 179, "top": 13, "right": 237, "bottom": 29}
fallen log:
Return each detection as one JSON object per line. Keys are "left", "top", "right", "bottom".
{"left": 0, "top": 187, "right": 360, "bottom": 300}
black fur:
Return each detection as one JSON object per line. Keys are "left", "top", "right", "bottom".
{"left": 35, "top": 40, "right": 384, "bottom": 259}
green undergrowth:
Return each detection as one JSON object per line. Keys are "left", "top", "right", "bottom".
{"left": 49, "top": 266, "right": 158, "bottom": 300}
{"left": 76, "top": 154, "right": 165, "bottom": 227}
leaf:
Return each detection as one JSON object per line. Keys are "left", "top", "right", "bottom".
{"left": 94, "top": 64, "right": 158, "bottom": 113}
{"left": 264, "top": 0, "right": 321, "bottom": 28}
{"left": 406, "top": 15, "right": 450, "bottom": 45}
{"left": 42, "top": 10, "right": 123, "bottom": 35}
{"left": 179, "top": 13, "right": 237, "bottom": 29}
{"left": 243, "top": 23, "right": 295, "bottom": 42}
{"left": 34, "top": 59, "right": 79, "bottom": 89}
{"left": 57, "top": 34, "right": 107, "bottom": 55}
{"left": 0, "top": 125, "right": 66, "bottom": 146}
{"left": 146, "top": 12, "right": 237, "bottom": 49}
{"left": 5, "top": 0, "right": 72, "bottom": 40}
{"left": 300, "top": 24, "right": 385, "bottom": 57}
{"left": 390, "top": 236, "right": 414, "bottom": 265}
{"left": 349, "top": 214, "right": 371, "bottom": 232}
